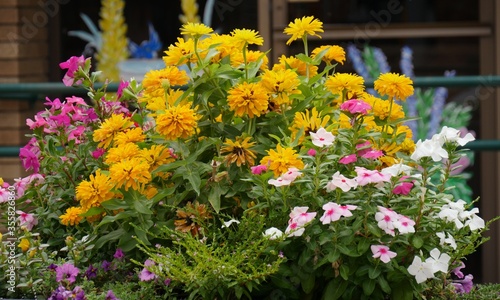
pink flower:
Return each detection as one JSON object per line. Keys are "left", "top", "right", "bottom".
{"left": 0, "top": 186, "right": 12, "bottom": 203}
{"left": 354, "top": 167, "right": 391, "bottom": 186}
{"left": 251, "top": 165, "right": 267, "bottom": 175}
{"left": 307, "top": 148, "right": 317, "bottom": 156}
{"left": 394, "top": 215, "right": 415, "bottom": 234}
{"left": 325, "top": 171, "right": 358, "bottom": 192}
{"left": 67, "top": 125, "right": 86, "bottom": 143}
{"left": 289, "top": 206, "right": 317, "bottom": 226}
{"left": 281, "top": 167, "right": 302, "bottom": 181}
{"left": 340, "top": 99, "right": 372, "bottom": 115}
{"left": 139, "top": 259, "right": 158, "bottom": 281}
{"left": 320, "top": 202, "right": 357, "bottom": 224}
{"left": 26, "top": 112, "right": 47, "bottom": 129}
{"left": 375, "top": 206, "right": 398, "bottom": 236}
{"left": 339, "top": 154, "right": 357, "bottom": 164}
{"left": 59, "top": 55, "right": 86, "bottom": 86}
{"left": 393, "top": 181, "right": 414, "bottom": 195}
{"left": 17, "top": 211, "right": 38, "bottom": 231}
{"left": 371, "top": 245, "right": 397, "bottom": 263}
{"left": 310, "top": 127, "right": 335, "bottom": 147}
{"left": 19, "top": 145, "right": 40, "bottom": 173}
{"left": 55, "top": 263, "right": 79, "bottom": 284}
{"left": 285, "top": 221, "right": 305, "bottom": 237}
{"left": 268, "top": 177, "right": 292, "bottom": 187}
{"left": 361, "top": 150, "right": 384, "bottom": 159}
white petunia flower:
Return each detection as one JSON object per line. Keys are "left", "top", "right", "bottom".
{"left": 407, "top": 256, "right": 435, "bottom": 284}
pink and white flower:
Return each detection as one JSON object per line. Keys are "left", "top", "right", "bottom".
{"left": 281, "top": 167, "right": 302, "bottom": 182}
{"left": 371, "top": 245, "right": 397, "bottom": 263}
{"left": 310, "top": 127, "right": 335, "bottom": 147}
{"left": 325, "top": 171, "right": 358, "bottom": 192}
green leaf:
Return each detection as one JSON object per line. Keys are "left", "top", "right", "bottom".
{"left": 368, "top": 267, "right": 381, "bottom": 279}
{"left": 339, "top": 264, "right": 349, "bottom": 280}
{"left": 101, "top": 199, "right": 128, "bottom": 210}
{"left": 390, "top": 280, "right": 414, "bottom": 300}
{"left": 322, "top": 278, "right": 348, "bottom": 300}
{"left": 208, "top": 183, "right": 223, "bottom": 213}
{"left": 362, "top": 279, "right": 376, "bottom": 296}
{"left": 133, "top": 198, "right": 153, "bottom": 215}
{"left": 301, "top": 275, "right": 315, "bottom": 294}
{"left": 94, "top": 228, "right": 126, "bottom": 249}
{"left": 95, "top": 211, "right": 136, "bottom": 229}
{"left": 79, "top": 206, "right": 104, "bottom": 217}
{"left": 411, "top": 235, "right": 424, "bottom": 249}
{"left": 377, "top": 276, "right": 391, "bottom": 294}
{"left": 180, "top": 165, "right": 202, "bottom": 195}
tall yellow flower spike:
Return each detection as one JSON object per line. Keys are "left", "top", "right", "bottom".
{"left": 96, "top": 0, "right": 128, "bottom": 81}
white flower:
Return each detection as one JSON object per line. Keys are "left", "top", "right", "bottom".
{"left": 426, "top": 248, "right": 450, "bottom": 273}
{"left": 437, "top": 126, "right": 475, "bottom": 146}
{"left": 380, "top": 163, "right": 413, "bottom": 177}
{"left": 436, "top": 232, "right": 457, "bottom": 250}
{"left": 281, "top": 167, "right": 302, "bottom": 182}
{"left": 325, "top": 171, "right": 358, "bottom": 192}
{"left": 221, "top": 219, "right": 240, "bottom": 228}
{"left": 310, "top": 127, "right": 335, "bottom": 147}
{"left": 465, "top": 214, "right": 485, "bottom": 231}
{"left": 407, "top": 256, "right": 435, "bottom": 283}
{"left": 411, "top": 139, "right": 448, "bottom": 162}
{"left": 263, "top": 227, "right": 283, "bottom": 240}
{"left": 268, "top": 177, "right": 292, "bottom": 187}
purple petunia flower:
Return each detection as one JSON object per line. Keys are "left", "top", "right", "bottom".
{"left": 55, "top": 263, "right": 79, "bottom": 284}
{"left": 113, "top": 248, "right": 125, "bottom": 261}
{"left": 101, "top": 260, "right": 112, "bottom": 272}
{"left": 84, "top": 264, "right": 98, "bottom": 279}
{"left": 73, "top": 286, "right": 86, "bottom": 300}
{"left": 139, "top": 259, "right": 158, "bottom": 281}
{"left": 105, "top": 290, "right": 118, "bottom": 300}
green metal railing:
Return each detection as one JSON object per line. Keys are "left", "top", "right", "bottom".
{"left": 1, "top": 75, "right": 500, "bottom": 157}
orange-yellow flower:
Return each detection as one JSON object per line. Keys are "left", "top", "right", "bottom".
{"left": 155, "top": 103, "right": 201, "bottom": 140}
{"left": 289, "top": 107, "right": 331, "bottom": 143}
{"left": 163, "top": 37, "right": 196, "bottom": 66}
{"left": 109, "top": 158, "right": 152, "bottom": 191}
{"left": 231, "top": 50, "right": 269, "bottom": 71}
{"left": 18, "top": 238, "right": 30, "bottom": 252}
{"left": 140, "top": 144, "right": 175, "bottom": 171}
{"left": 76, "top": 169, "right": 115, "bottom": 211}
{"left": 260, "top": 69, "right": 301, "bottom": 106}
{"left": 143, "top": 67, "right": 189, "bottom": 94}
{"left": 325, "top": 73, "right": 365, "bottom": 99}
{"left": 311, "top": 45, "right": 346, "bottom": 65}
{"left": 221, "top": 136, "right": 257, "bottom": 167}
{"left": 113, "top": 127, "right": 146, "bottom": 146}
{"left": 283, "top": 16, "right": 323, "bottom": 45}
{"left": 93, "top": 114, "right": 134, "bottom": 149}
{"left": 60, "top": 207, "right": 84, "bottom": 226}
{"left": 231, "top": 28, "right": 264, "bottom": 47}
{"left": 180, "top": 22, "right": 213, "bottom": 37}
{"left": 227, "top": 82, "right": 269, "bottom": 118}
{"left": 104, "top": 142, "right": 140, "bottom": 164}
{"left": 260, "top": 144, "right": 304, "bottom": 177}
{"left": 273, "top": 55, "right": 318, "bottom": 78}
{"left": 374, "top": 73, "right": 414, "bottom": 101}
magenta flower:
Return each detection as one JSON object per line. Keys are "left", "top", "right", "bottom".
{"left": 325, "top": 171, "right": 358, "bottom": 192}
{"left": 55, "top": 263, "right": 79, "bottom": 284}
{"left": 116, "top": 80, "right": 130, "bottom": 100}
{"left": 92, "top": 148, "right": 106, "bottom": 159}
{"left": 139, "top": 259, "right": 158, "bottom": 281}
{"left": 393, "top": 181, "right": 414, "bottom": 195}
{"left": 67, "top": 125, "right": 86, "bottom": 143}
{"left": 105, "top": 290, "right": 118, "bottom": 300}
{"left": 355, "top": 141, "right": 372, "bottom": 156}
{"left": 19, "top": 146, "right": 40, "bottom": 173}
{"left": 26, "top": 112, "right": 47, "bottom": 129}
{"left": 59, "top": 55, "right": 86, "bottom": 86}
{"left": 339, "top": 154, "right": 357, "bottom": 164}
{"left": 84, "top": 264, "right": 98, "bottom": 279}
{"left": 310, "top": 127, "right": 335, "bottom": 147}
{"left": 361, "top": 150, "right": 384, "bottom": 159}
{"left": 340, "top": 99, "right": 372, "bottom": 115}
{"left": 371, "top": 245, "right": 397, "bottom": 263}
{"left": 307, "top": 148, "right": 317, "bottom": 156}
{"left": 251, "top": 164, "right": 267, "bottom": 175}
{"left": 113, "top": 248, "right": 125, "bottom": 261}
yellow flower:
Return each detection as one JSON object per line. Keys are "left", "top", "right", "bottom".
{"left": 199, "top": 34, "right": 237, "bottom": 62}
{"left": 105, "top": 142, "right": 140, "bottom": 164}
{"left": 18, "top": 238, "right": 30, "bottom": 252}
{"left": 163, "top": 37, "right": 196, "bottom": 66}
{"left": 0, "top": 177, "right": 3, "bottom": 186}
{"left": 231, "top": 50, "right": 269, "bottom": 71}
{"left": 311, "top": 45, "right": 346, "bottom": 65}
{"left": 227, "top": 82, "right": 269, "bottom": 118}
{"left": 113, "top": 127, "right": 146, "bottom": 146}
{"left": 363, "top": 94, "right": 405, "bottom": 121}
{"left": 289, "top": 107, "right": 331, "bottom": 143}
{"left": 260, "top": 69, "right": 301, "bottom": 106}
{"left": 141, "top": 185, "right": 158, "bottom": 200}
{"left": 374, "top": 73, "right": 414, "bottom": 101}
{"left": 325, "top": 73, "right": 365, "bottom": 99}
{"left": 284, "top": 16, "right": 323, "bottom": 45}
{"left": 260, "top": 144, "right": 304, "bottom": 177}
{"left": 221, "top": 136, "right": 257, "bottom": 167}
{"left": 0, "top": 232, "right": 2, "bottom": 241}
{"left": 93, "top": 114, "right": 134, "bottom": 149}
{"left": 155, "top": 103, "right": 201, "bottom": 140}
{"left": 76, "top": 169, "right": 115, "bottom": 211}
{"left": 143, "top": 67, "right": 189, "bottom": 94}
{"left": 109, "top": 158, "right": 152, "bottom": 191}
{"left": 231, "top": 29, "right": 264, "bottom": 47}
{"left": 60, "top": 207, "right": 84, "bottom": 226}
{"left": 140, "top": 144, "right": 175, "bottom": 171}
{"left": 180, "top": 22, "right": 213, "bottom": 37}
{"left": 273, "top": 55, "right": 318, "bottom": 78}
{"left": 180, "top": 0, "right": 201, "bottom": 25}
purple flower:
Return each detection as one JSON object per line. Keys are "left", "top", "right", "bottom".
{"left": 113, "top": 248, "right": 125, "bottom": 261}
{"left": 55, "top": 263, "right": 79, "bottom": 284}
{"left": 139, "top": 259, "right": 158, "bottom": 281}
{"left": 105, "top": 290, "right": 118, "bottom": 300}
{"left": 73, "top": 286, "right": 86, "bottom": 300}
{"left": 101, "top": 260, "right": 112, "bottom": 272}
{"left": 48, "top": 263, "right": 58, "bottom": 271}
{"left": 84, "top": 264, "right": 98, "bottom": 279}
{"left": 116, "top": 80, "right": 130, "bottom": 100}
{"left": 92, "top": 148, "right": 106, "bottom": 159}
{"left": 164, "top": 278, "right": 171, "bottom": 286}
{"left": 453, "top": 274, "right": 474, "bottom": 294}
{"left": 48, "top": 285, "right": 72, "bottom": 300}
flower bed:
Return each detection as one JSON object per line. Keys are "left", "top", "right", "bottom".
{"left": 0, "top": 16, "right": 495, "bottom": 299}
